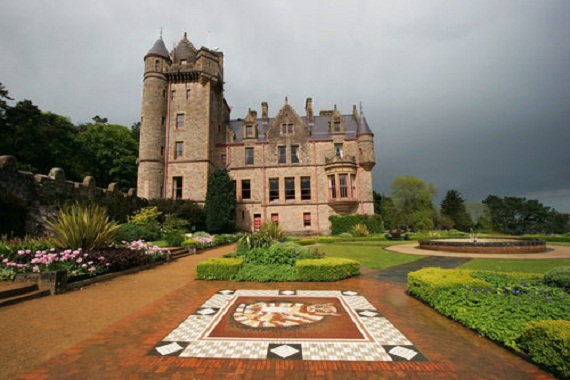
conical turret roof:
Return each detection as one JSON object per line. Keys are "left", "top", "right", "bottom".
{"left": 356, "top": 116, "right": 373, "bottom": 136}
{"left": 145, "top": 37, "right": 170, "bottom": 60}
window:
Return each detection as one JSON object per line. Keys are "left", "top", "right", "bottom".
{"left": 328, "top": 175, "right": 337, "bottom": 199}
{"left": 186, "top": 89, "right": 191, "bottom": 99}
{"left": 334, "top": 121, "right": 341, "bottom": 133}
{"left": 176, "top": 114, "right": 184, "bottom": 129}
{"left": 245, "top": 147, "right": 254, "bottom": 165}
{"left": 160, "top": 146, "right": 164, "bottom": 156}
{"left": 241, "top": 179, "right": 251, "bottom": 200}
{"left": 339, "top": 174, "right": 348, "bottom": 198}
{"left": 161, "top": 116, "right": 165, "bottom": 127}
{"left": 285, "top": 177, "right": 295, "bottom": 200}
{"left": 173, "top": 177, "right": 183, "bottom": 199}
{"left": 334, "top": 143, "right": 343, "bottom": 158}
{"left": 303, "top": 212, "right": 311, "bottom": 227}
{"left": 175, "top": 141, "right": 183, "bottom": 159}
{"left": 221, "top": 153, "right": 227, "bottom": 165}
{"left": 245, "top": 125, "right": 253, "bottom": 138}
{"left": 281, "top": 123, "right": 293, "bottom": 135}
{"left": 269, "top": 178, "right": 279, "bottom": 202}
{"left": 171, "top": 90, "right": 176, "bottom": 99}
{"left": 162, "top": 89, "right": 166, "bottom": 98}
{"left": 291, "top": 145, "right": 299, "bottom": 164}
{"left": 154, "top": 60, "right": 159, "bottom": 71}
{"left": 301, "top": 177, "right": 311, "bottom": 200}
{"left": 351, "top": 174, "right": 357, "bottom": 198}
{"left": 278, "top": 146, "right": 286, "bottom": 164}
{"left": 271, "top": 213, "right": 279, "bottom": 224}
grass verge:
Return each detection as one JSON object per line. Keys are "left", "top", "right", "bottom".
{"left": 316, "top": 243, "right": 425, "bottom": 270}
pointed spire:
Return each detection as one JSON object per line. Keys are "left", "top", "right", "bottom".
{"left": 356, "top": 102, "right": 373, "bottom": 136}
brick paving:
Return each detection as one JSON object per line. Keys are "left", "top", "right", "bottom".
{"left": 17, "top": 262, "right": 554, "bottom": 379}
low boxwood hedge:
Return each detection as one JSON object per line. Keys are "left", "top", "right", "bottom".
{"left": 518, "top": 320, "right": 570, "bottom": 378}
{"left": 296, "top": 257, "right": 360, "bottom": 282}
{"left": 196, "top": 258, "right": 243, "bottom": 280}
{"left": 196, "top": 257, "right": 359, "bottom": 282}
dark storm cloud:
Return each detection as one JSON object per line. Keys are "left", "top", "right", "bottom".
{"left": 0, "top": 0, "right": 568, "bottom": 211}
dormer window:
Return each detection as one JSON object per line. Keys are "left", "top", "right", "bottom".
{"left": 246, "top": 125, "right": 253, "bottom": 138}
{"left": 334, "top": 121, "right": 341, "bottom": 133}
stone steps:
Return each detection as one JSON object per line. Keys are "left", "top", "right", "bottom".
{"left": 0, "top": 283, "right": 51, "bottom": 308}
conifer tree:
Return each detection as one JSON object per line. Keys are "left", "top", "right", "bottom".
{"left": 440, "top": 189, "right": 472, "bottom": 231}
{"left": 204, "top": 166, "right": 236, "bottom": 233}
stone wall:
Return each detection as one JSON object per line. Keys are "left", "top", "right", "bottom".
{"left": 0, "top": 155, "right": 141, "bottom": 236}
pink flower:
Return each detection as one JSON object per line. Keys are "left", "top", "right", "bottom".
{"left": 33, "top": 265, "right": 40, "bottom": 273}
{"left": 82, "top": 264, "right": 87, "bottom": 268}
{"left": 77, "top": 257, "right": 83, "bottom": 263}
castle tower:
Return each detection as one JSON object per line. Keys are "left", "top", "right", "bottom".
{"left": 138, "top": 33, "right": 228, "bottom": 201}
{"left": 356, "top": 107, "right": 375, "bottom": 171}
{"left": 137, "top": 37, "right": 171, "bottom": 199}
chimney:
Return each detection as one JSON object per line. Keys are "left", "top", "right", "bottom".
{"left": 305, "top": 98, "right": 314, "bottom": 125}
{"left": 353, "top": 104, "right": 359, "bottom": 123}
{"left": 261, "top": 102, "right": 268, "bottom": 123}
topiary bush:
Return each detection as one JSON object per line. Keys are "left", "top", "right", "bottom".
{"left": 338, "top": 232, "right": 353, "bottom": 238}
{"left": 232, "top": 263, "right": 297, "bottom": 282}
{"left": 196, "top": 258, "right": 243, "bottom": 280}
{"left": 296, "top": 257, "right": 360, "bottom": 281}
{"left": 518, "top": 320, "right": 570, "bottom": 377}
{"left": 115, "top": 223, "right": 161, "bottom": 243}
{"left": 543, "top": 266, "right": 570, "bottom": 291}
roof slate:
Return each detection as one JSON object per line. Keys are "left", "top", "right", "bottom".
{"left": 146, "top": 38, "right": 170, "bottom": 60}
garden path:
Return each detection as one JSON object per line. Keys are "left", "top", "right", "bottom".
{"left": 1, "top": 243, "right": 555, "bottom": 379}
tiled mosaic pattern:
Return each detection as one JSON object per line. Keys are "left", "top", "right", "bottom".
{"left": 151, "top": 289, "right": 427, "bottom": 362}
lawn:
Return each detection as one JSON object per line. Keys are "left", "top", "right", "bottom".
{"left": 459, "top": 258, "right": 570, "bottom": 274}
{"left": 317, "top": 243, "right": 425, "bottom": 270}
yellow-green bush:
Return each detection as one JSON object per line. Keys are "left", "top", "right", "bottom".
{"left": 407, "top": 267, "right": 490, "bottom": 305}
{"left": 296, "top": 257, "right": 360, "bottom": 281}
{"left": 518, "top": 320, "right": 570, "bottom": 377}
{"left": 196, "top": 258, "right": 243, "bottom": 280}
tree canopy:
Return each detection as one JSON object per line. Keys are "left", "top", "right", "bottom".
{"left": 440, "top": 189, "right": 473, "bottom": 231}
{"left": 388, "top": 175, "right": 438, "bottom": 231}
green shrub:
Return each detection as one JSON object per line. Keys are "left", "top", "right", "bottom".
{"left": 164, "top": 231, "right": 185, "bottom": 247}
{"left": 148, "top": 198, "right": 204, "bottom": 232}
{"left": 296, "top": 257, "right": 360, "bottom": 281}
{"left": 351, "top": 224, "right": 369, "bottom": 237}
{"left": 297, "top": 238, "right": 316, "bottom": 246}
{"left": 543, "top": 266, "right": 570, "bottom": 290}
{"left": 182, "top": 239, "right": 197, "bottom": 248}
{"left": 196, "top": 258, "right": 243, "bottom": 280}
{"left": 329, "top": 214, "right": 383, "bottom": 235}
{"left": 258, "top": 221, "right": 285, "bottom": 240}
{"left": 232, "top": 263, "right": 297, "bottom": 282}
{"left": 338, "top": 232, "right": 353, "bottom": 238}
{"left": 193, "top": 231, "right": 211, "bottom": 238}
{"left": 44, "top": 203, "right": 119, "bottom": 250}
{"left": 518, "top": 320, "right": 570, "bottom": 377}
{"left": 237, "top": 233, "right": 276, "bottom": 252}
{"left": 129, "top": 206, "right": 162, "bottom": 226}
{"left": 115, "top": 223, "right": 161, "bottom": 242}
{"left": 407, "top": 268, "right": 490, "bottom": 306}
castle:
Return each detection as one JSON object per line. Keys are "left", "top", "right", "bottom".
{"left": 137, "top": 34, "right": 376, "bottom": 234}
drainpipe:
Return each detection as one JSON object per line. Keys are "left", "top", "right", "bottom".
{"left": 312, "top": 140, "right": 320, "bottom": 234}
{"left": 262, "top": 142, "right": 267, "bottom": 222}
{"left": 163, "top": 82, "right": 172, "bottom": 198}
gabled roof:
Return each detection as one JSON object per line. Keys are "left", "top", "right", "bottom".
{"left": 228, "top": 114, "right": 361, "bottom": 143}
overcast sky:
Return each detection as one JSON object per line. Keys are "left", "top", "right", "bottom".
{"left": 1, "top": 0, "right": 569, "bottom": 212}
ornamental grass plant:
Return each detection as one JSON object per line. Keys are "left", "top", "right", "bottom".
{"left": 44, "top": 203, "right": 119, "bottom": 250}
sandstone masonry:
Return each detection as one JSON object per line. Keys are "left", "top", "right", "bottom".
{"left": 138, "top": 34, "right": 377, "bottom": 234}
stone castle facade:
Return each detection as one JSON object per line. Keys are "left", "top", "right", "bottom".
{"left": 137, "top": 34, "right": 376, "bottom": 234}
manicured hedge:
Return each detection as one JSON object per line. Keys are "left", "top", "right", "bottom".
{"left": 543, "top": 266, "right": 570, "bottom": 290}
{"left": 518, "top": 320, "right": 570, "bottom": 377}
{"left": 407, "top": 267, "right": 490, "bottom": 306}
{"left": 196, "top": 258, "right": 243, "bottom": 280}
{"left": 408, "top": 268, "right": 570, "bottom": 376}
{"left": 329, "top": 214, "right": 383, "bottom": 235}
{"left": 296, "top": 257, "right": 360, "bottom": 282}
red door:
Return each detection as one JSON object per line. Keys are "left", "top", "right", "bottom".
{"left": 253, "top": 214, "right": 261, "bottom": 232}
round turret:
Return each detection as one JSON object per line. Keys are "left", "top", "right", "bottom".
{"left": 357, "top": 117, "right": 376, "bottom": 171}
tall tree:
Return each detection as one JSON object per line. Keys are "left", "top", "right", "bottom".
{"left": 440, "top": 189, "right": 472, "bottom": 231}
{"left": 389, "top": 175, "right": 437, "bottom": 231}
{"left": 75, "top": 123, "right": 138, "bottom": 191}
{"left": 373, "top": 192, "right": 398, "bottom": 230}
{"left": 204, "top": 166, "right": 236, "bottom": 233}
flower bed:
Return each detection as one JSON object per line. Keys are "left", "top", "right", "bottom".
{"left": 0, "top": 238, "right": 170, "bottom": 282}
{"left": 408, "top": 267, "right": 570, "bottom": 377}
